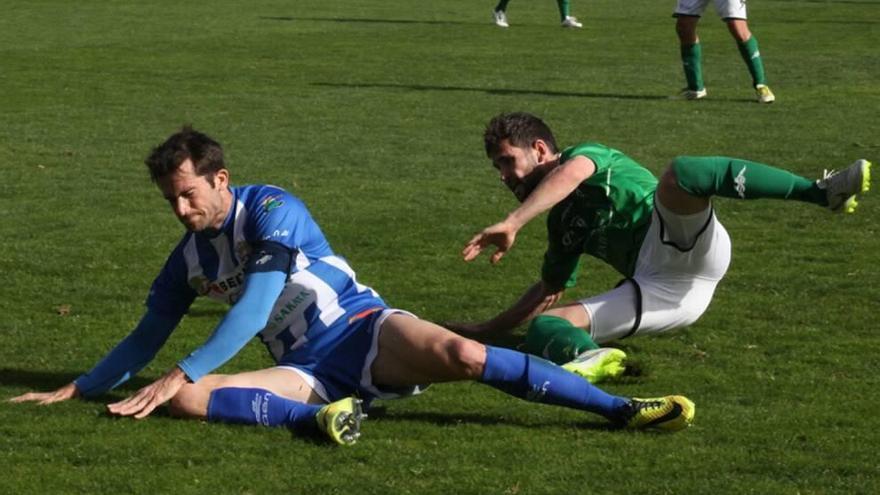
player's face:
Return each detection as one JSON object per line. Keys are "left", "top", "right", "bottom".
{"left": 490, "top": 139, "right": 545, "bottom": 202}
{"left": 157, "top": 159, "right": 231, "bottom": 232}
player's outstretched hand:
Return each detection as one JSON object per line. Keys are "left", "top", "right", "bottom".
{"left": 462, "top": 221, "right": 518, "bottom": 264}
{"left": 9, "top": 382, "right": 79, "bottom": 405}
{"left": 107, "top": 367, "right": 188, "bottom": 419}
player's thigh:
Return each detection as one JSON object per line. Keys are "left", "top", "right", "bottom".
{"left": 170, "top": 367, "right": 323, "bottom": 418}
{"left": 372, "top": 313, "right": 486, "bottom": 386}
{"left": 675, "top": 0, "right": 710, "bottom": 17}
{"left": 578, "top": 281, "right": 641, "bottom": 344}
{"left": 715, "top": 0, "right": 748, "bottom": 20}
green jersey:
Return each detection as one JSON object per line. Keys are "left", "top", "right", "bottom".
{"left": 541, "top": 143, "right": 658, "bottom": 289}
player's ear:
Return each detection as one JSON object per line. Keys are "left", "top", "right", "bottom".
{"left": 532, "top": 139, "right": 550, "bottom": 162}
{"left": 214, "top": 168, "right": 230, "bottom": 189}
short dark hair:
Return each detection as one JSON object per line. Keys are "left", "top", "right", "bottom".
{"left": 483, "top": 112, "right": 558, "bottom": 157}
{"left": 144, "top": 126, "right": 225, "bottom": 182}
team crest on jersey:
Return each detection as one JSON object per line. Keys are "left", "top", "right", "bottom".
{"left": 260, "top": 195, "right": 284, "bottom": 213}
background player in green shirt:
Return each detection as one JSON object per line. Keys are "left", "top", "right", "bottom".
{"left": 453, "top": 112, "right": 870, "bottom": 382}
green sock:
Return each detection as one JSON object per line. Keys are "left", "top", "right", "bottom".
{"left": 556, "top": 0, "right": 570, "bottom": 20}
{"left": 736, "top": 36, "right": 767, "bottom": 87}
{"left": 495, "top": 0, "right": 510, "bottom": 12}
{"left": 673, "top": 156, "right": 826, "bottom": 205}
{"left": 680, "top": 42, "right": 704, "bottom": 91}
{"left": 524, "top": 315, "right": 598, "bottom": 365}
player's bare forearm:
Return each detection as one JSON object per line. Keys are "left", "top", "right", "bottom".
{"left": 472, "top": 281, "right": 564, "bottom": 335}
{"left": 506, "top": 156, "right": 596, "bottom": 229}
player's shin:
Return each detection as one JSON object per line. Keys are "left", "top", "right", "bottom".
{"left": 680, "top": 42, "right": 704, "bottom": 91}
{"left": 672, "top": 156, "right": 827, "bottom": 205}
{"left": 206, "top": 387, "right": 321, "bottom": 430}
{"left": 479, "top": 346, "right": 628, "bottom": 420}
{"left": 524, "top": 315, "right": 598, "bottom": 364}
{"left": 736, "top": 36, "right": 766, "bottom": 87}
{"left": 556, "top": 0, "right": 571, "bottom": 21}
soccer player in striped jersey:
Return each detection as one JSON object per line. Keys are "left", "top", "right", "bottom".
{"left": 11, "top": 127, "right": 696, "bottom": 444}
{"left": 455, "top": 112, "right": 870, "bottom": 381}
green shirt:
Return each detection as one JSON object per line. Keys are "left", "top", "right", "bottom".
{"left": 541, "top": 142, "right": 658, "bottom": 288}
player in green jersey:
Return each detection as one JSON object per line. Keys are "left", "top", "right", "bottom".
{"left": 451, "top": 112, "right": 871, "bottom": 382}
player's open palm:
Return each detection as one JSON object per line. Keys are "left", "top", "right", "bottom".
{"left": 9, "top": 382, "right": 79, "bottom": 405}
{"left": 462, "top": 221, "right": 518, "bottom": 264}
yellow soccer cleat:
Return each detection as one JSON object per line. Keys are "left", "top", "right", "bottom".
{"left": 562, "top": 348, "right": 627, "bottom": 384}
{"left": 316, "top": 397, "right": 366, "bottom": 446}
{"left": 620, "top": 395, "right": 695, "bottom": 432}
{"left": 818, "top": 159, "right": 872, "bottom": 213}
{"left": 755, "top": 84, "right": 776, "bottom": 103}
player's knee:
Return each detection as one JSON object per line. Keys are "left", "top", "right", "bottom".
{"left": 660, "top": 162, "right": 683, "bottom": 192}
{"left": 725, "top": 19, "right": 751, "bottom": 42}
{"left": 439, "top": 338, "right": 486, "bottom": 379}
{"left": 675, "top": 17, "right": 698, "bottom": 43}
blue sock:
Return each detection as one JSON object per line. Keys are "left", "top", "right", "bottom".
{"left": 480, "top": 346, "right": 629, "bottom": 421}
{"left": 206, "top": 387, "right": 321, "bottom": 430}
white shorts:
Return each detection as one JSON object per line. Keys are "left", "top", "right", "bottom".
{"left": 675, "top": 0, "right": 748, "bottom": 20}
{"left": 581, "top": 199, "right": 731, "bottom": 344}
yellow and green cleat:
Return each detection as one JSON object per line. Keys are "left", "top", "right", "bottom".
{"left": 316, "top": 397, "right": 366, "bottom": 446}
{"left": 620, "top": 395, "right": 695, "bottom": 432}
{"left": 562, "top": 348, "right": 627, "bottom": 384}
{"left": 818, "top": 159, "right": 872, "bottom": 214}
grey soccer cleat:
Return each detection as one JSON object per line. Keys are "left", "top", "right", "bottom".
{"left": 816, "top": 159, "right": 872, "bottom": 213}
{"left": 493, "top": 9, "right": 509, "bottom": 28}
{"left": 673, "top": 87, "right": 707, "bottom": 100}
{"left": 561, "top": 16, "right": 583, "bottom": 28}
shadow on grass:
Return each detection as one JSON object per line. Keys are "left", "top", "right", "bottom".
{"left": 258, "top": 15, "right": 471, "bottom": 26}
{"left": 367, "top": 406, "right": 614, "bottom": 431}
{"left": 313, "top": 81, "right": 670, "bottom": 101}
{"left": 0, "top": 368, "right": 153, "bottom": 396}
{"left": 314, "top": 81, "right": 762, "bottom": 103}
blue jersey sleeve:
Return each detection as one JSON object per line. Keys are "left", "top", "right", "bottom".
{"left": 177, "top": 270, "right": 288, "bottom": 382}
{"left": 74, "top": 310, "right": 181, "bottom": 397}
{"left": 245, "top": 187, "right": 333, "bottom": 260}
{"left": 146, "top": 239, "right": 198, "bottom": 317}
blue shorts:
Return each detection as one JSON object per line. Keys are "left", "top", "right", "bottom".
{"left": 276, "top": 308, "right": 424, "bottom": 404}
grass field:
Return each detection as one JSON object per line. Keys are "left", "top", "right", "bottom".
{"left": 1, "top": 0, "right": 878, "bottom": 493}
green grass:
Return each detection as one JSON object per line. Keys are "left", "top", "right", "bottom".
{"left": 1, "top": 0, "right": 878, "bottom": 493}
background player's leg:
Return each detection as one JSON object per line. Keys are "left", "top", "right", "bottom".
{"left": 675, "top": 16, "right": 705, "bottom": 94}
{"left": 726, "top": 19, "right": 767, "bottom": 88}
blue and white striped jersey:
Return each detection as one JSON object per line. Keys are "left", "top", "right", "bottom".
{"left": 147, "top": 184, "right": 387, "bottom": 362}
